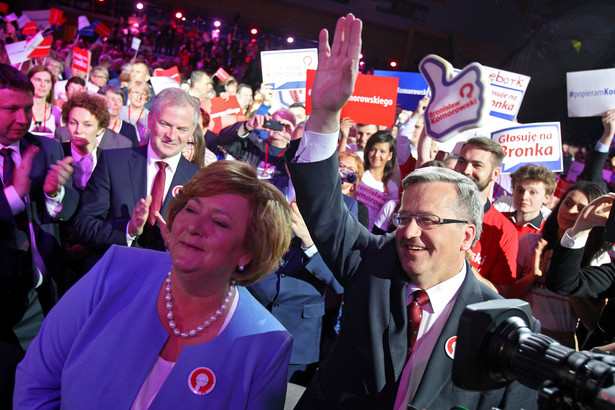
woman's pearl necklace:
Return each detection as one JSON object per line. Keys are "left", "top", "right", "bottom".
{"left": 164, "top": 272, "right": 236, "bottom": 338}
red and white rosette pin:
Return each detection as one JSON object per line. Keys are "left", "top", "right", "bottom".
{"left": 445, "top": 336, "right": 456, "bottom": 359}
{"left": 188, "top": 367, "right": 216, "bottom": 395}
{"left": 172, "top": 185, "right": 183, "bottom": 197}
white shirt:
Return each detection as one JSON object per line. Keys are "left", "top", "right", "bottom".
{"left": 394, "top": 265, "right": 466, "bottom": 409}
{"left": 125, "top": 144, "right": 183, "bottom": 245}
{"left": 1, "top": 142, "right": 64, "bottom": 216}
{"left": 294, "top": 127, "right": 465, "bottom": 408}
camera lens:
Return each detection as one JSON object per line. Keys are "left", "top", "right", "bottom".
{"left": 345, "top": 173, "right": 357, "bottom": 184}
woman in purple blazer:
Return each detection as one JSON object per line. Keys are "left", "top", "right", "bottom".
{"left": 14, "top": 161, "right": 293, "bottom": 409}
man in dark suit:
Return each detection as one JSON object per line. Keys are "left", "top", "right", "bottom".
{"left": 286, "top": 15, "right": 539, "bottom": 409}
{"left": 73, "top": 88, "right": 200, "bottom": 261}
{"left": 0, "top": 64, "right": 78, "bottom": 406}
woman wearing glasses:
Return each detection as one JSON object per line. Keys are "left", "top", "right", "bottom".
{"left": 120, "top": 80, "right": 151, "bottom": 144}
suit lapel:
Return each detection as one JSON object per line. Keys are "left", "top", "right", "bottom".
{"left": 21, "top": 134, "right": 45, "bottom": 181}
{"left": 160, "top": 156, "right": 193, "bottom": 214}
{"left": 411, "top": 263, "right": 483, "bottom": 407}
{"left": 129, "top": 145, "right": 148, "bottom": 206}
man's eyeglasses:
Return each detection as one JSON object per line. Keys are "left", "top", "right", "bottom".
{"left": 340, "top": 170, "right": 358, "bottom": 184}
{"left": 391, "top": 212, "right": 468, "bottom": 229}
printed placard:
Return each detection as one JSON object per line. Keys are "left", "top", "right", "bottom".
{"left": 484, "top": 66, "right": 530, "bottom": 121}
{"left": 5, "top": 40, "right": 28, "bottom": 65}
{"left": 72, "top": 46, "right": 90, "bottom": 74}
{"left": 202, "top": 96, "right": 246, "bottom": 134}
{"left": 420, "top": 54, "right": 490, "bottom": 142}
{"left": 373, "top": 70, "right": 429, "bottom": 111}
{"left": 28, "top": 36, "right": 52, "bottom": 59}
{"left": 261, "top": 48, "right": 317, "bottom": 90}
{"left": 131, "top": 37, "right": 141, "bottom": 52}
{"left": 305, "top": 70, "right": 398, "bottom": 127}
{"left": 491, "top": 122, "right": 562, "bottom": 173}
{"left": 567, "top": 68, "right": 615, "bottom": 117}
{"left": 213, "top": 67, "right": 230, "bottom": 82}
{"left": 149, "top": 76, "right": 179, "bottom": 95}
{"left": 154, "top": 66, "right": 180, "bottom": 84}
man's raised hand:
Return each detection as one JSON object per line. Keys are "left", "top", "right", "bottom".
{"left": 308, "top": 14, "right": 362, "bottom": 134}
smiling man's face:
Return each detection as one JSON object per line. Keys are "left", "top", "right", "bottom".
{"left": 395, "top": 181, "right": 474, "bottom": 289}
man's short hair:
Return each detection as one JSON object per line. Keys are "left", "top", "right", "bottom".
{"left": 66, "top": 76, "right": 86, "bottom": 89}
{"left": 510, "top": 164, "right": 557, "bottom": 195}
{"left": 357, "top": 123, "right": 378, "bottom": 131}
{"left": 0, "top": 64, "right": 34, "bottom": 94}
{"left": 237, "top": 83, "right": 251, "bottom": 94}
{"left": 288, "top": 102, "right": 305, "bottom": 110}
{"left": 402, "top": 166, "right": 483, "bottom": 246}
{"left": 190, "top": 70, "right": 211, "bottom": 85}
{"left": 150, "top": 88, "right": 200, "bottom": 131}
{"left": 99, "top": 85, "right": 124, "bottom": 104}
{"left": 132, "top": 61, "right": 151, "bottom": 76}
{"left": 90, "top": 66, "right": 109, "bottom": 80}
{"left": 462, "top": 137, "right": 506, "bottom": 167}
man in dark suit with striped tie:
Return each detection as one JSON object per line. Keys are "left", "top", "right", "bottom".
{"left": 0, "top": 64, "right": 78, "bottom": 406}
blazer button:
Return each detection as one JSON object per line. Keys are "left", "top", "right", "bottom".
{"left": 273, "top": 303, "right": 280, "bottom": 308}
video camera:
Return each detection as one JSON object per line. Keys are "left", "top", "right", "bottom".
{"left": 453, "top": 299, "right": 615, "bottom": 409}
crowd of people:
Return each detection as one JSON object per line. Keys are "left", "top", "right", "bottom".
{"left": 3, "top": 10, "right": 615, "bottom": 410}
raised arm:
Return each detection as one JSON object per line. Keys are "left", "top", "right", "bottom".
{"left": 307, "top": 14, "right": 362, "bottom": 134}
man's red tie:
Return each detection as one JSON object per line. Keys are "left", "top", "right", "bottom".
{"left": 148, "top": 161, "right": 167, "bottom": 225}
{"left": 407, "top": 289, "right": 429, "bottom": 359}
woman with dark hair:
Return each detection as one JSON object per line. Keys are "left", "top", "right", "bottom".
{"left": 354, "top": 130, "right": 399, "bottom": 231}
{"left": 15, "top": 161, "right": 294, "bottom": 408}
{"left": 27, "top": 65, "right": 61, "bottom": 137}
{"left": 511, "top": 181, "right": 611, "bottom": 347}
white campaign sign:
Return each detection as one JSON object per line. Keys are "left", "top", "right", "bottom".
{"left": 261, "top": 48, "right": 317, "bottom": 90}
{"left": 420, "top": 54, "right": 490, "bottom": 142}
{"left": 492, "top": 122, "right": 562, "bottom": 173}
{"left": 567, "top": 68, "right": 615, "bottom": 117}
{"left": 483, "top": 66, "right": 530, "bottom": 121}
{"left": 5, "top": 41, "right": 29, "bottom": 65}
{"left": 261, "top": 48, "right": 317, "bottom": 107}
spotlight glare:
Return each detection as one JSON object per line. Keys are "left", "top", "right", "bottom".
{"left": 390, "top": 61, "right": 397, "bottom": 68}
{"left": 213, "top": 20, "right": 221, "bottom": 27}
{"left": 287, "top": 36, "right": 294, "bottom": 43}
{"left": 136, "top": 2, "right": 143, "bottom": 10}
{"left": 175, "top": 12, "right": 183, "bottom": 19}
{"left": 250, "top": 28, "right": 258, "bottom": 35}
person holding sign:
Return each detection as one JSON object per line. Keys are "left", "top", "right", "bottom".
{"left": 354, "top": 131, "right": 399, "bottom": 232}
{"left": 454, "top": 137, "right": 518, "bottom": 296}
{"left": 285, "top": 14, "right": 538, "bottom": 410}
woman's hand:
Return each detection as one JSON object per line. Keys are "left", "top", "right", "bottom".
{"left": 569, "top": 193, "right": 615, "bottom": 239}
{"left": 43, "top": 156, "right": 74, "bottom": 198}
{"left": 531, "top": 238, "right": 550, "bottom": 278}
{"left": 290, "top": 201, "right": 313, "bottom": 249}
